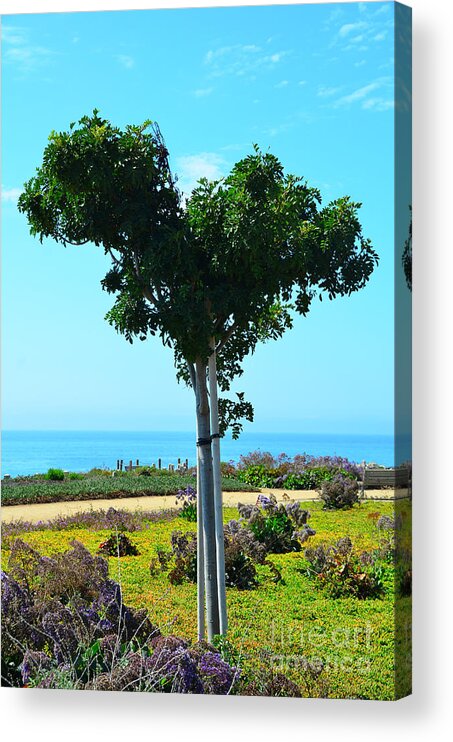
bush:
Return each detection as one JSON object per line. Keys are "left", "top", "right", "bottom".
{"left": 158, "top": 522, "right": 284, "bottom": 590}
{"left": 137, "top": 466, "right": 155, "bottom": 477}
{"left": 240, "top": 650, "right": 329, "bottom": 698}
{"left": 98, "top": 532, "right": 140, "bottom": 557}
{"left": 237, "top": 494, "right": 315, "bottom": 554}
{"left": 235, "top": 452, "right": 363, "bottom": 490}
{"left": 1, "top": 539, "right": 333, "bottom": 696}
{"left": 175, "top": 486, "right": 197, "bottom": 522}
{"left": 45, "top": 468, "right": 65, "bottom": 481}
{"left": 1, "top": 539, "right": 159, "bottom": 687}
{"left": 236, "top": 464, "right": 272, "bottom": 487}
{"left": 162, "top": 530, "right": 260, "bottom": 590}
{"left": 237, "top": 451, "right": 277, "bottom": 470}
{"left": 1, "top": 540, "right": 246, "bottom": 693}
{"left": 304, "top": 537, "right": 384, "bottom": 599}
{"left": 318, "top": 474, "right": 359, "bottom": 510}
{"left": 220, "top": 461, "right": 237, "bottom": 479}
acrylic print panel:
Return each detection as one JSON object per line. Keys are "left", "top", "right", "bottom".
{"left": 1, "top": 1, "right": 412, "bottom": 700}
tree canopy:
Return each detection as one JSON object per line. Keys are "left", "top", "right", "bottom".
{"left": 19, "top": 111, "right": 378, "bottom": 434}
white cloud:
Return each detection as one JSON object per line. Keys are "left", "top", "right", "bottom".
{"left": 339, "top": 21, "right": 368, "bottom": 38}
{"left": 175, "top": 153, "right": 226, "bottom": 196}
{"left": 2, "top": 187, "right": 23, "bottom": 204}
{"left": 193, "top": 87, "right": 213, "bottom": 98}
{"left": 298, "top": 80, "right": 307, "bottom": 86}
{"left": 1, "top": 25, "right": 27, "bottom": 45}
{"left": 117, "top": 55, "right": 134, "bottom": 69}
{"left": 362, "top": 97, "right": 394, "bottom": 112}
{"left": 317, "top": 85, "right": 342, "bottom": 98}
{"left": 336, "top": 81, "right": 381, "bottom": 106}
{"left": 204, "top": 44, "right": 288, "bottom": 78}
{"left": 2, "top": 24, "right": 56, "bottom": 74}
{"left": 333, "top": 9, "right": 393, "bottom": 56}
{"left": 334, "top": 77, "right": 393, "bottom": 110}
{"left": 275, "top": 80, "right": 289, "bottom": 88}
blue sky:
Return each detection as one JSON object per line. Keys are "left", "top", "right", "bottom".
{"left": 2, "top": 1, "right": 399, "bottom": 434}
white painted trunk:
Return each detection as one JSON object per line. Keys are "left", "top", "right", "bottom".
{"left": 194, "top": 358, "right": 220, "bottom": 641}
{"left": 196, "top": 423, "right": 205, "bottom": 641}
{"left": 208, "top": 340, "right": 228, "bottom": 635}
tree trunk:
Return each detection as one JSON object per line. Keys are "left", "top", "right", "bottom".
{"left": 194, "top": 358, "right": 220, "bottom": 641}
{"left": 208, "top": 339, "right": 228, "bottom": 635}
{"left": 196, "top": 421, "right": 205, "bottom": 641}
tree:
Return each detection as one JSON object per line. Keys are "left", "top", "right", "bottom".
{"left": 402, "top": 206, "right": 412, "bottom": 292}
{"left": 18, "top": 111, "right": 378, "bottom": 641}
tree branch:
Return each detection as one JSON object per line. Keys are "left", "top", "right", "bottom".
{"left": 215, "top": 321, "right": 239, "bottom": 353}
{"left": 106, "top": 247, "right": 122, "bottom": 268}
{"left": 131, "top": 249, "right": 159, "bottom": 305}
{"left": 187, "top": 361, "right": 197, "bottom": 393}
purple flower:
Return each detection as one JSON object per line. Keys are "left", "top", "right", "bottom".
{"left": 198, "top": 651, "right": 239, "bottom": 695}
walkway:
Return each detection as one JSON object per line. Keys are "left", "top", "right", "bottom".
{"left": 0, "top": 487, "right": 404, "bottom": 525}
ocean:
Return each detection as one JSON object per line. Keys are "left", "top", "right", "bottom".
{"left": 1, "top": 430, "right": 397, "bottom": 478}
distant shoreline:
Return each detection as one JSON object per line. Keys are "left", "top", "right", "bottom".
{"left": 1, "top": 429, "right": 402, "bottom": 479}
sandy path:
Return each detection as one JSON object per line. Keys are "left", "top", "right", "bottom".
{"left": 0, "top": 487, "right": 405, "bottom": 525}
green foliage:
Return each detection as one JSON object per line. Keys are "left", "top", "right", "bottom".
{"left": 175, "top": 486, "right": 197, "bottom": 522}
{"left": 304, "top": 537, "right": 385, "bottom": 599}
{"left": 1, "top": 500, "right": 410, "bottom": 700}
{"left": 1, "top": 471, "right": 252, "bottom": 506}
{"left": 98, "top": 532, "right": 140, "bottom": 557}
{"left": 238, "top": 494, "right": 316, "bottom": 555}
{"left": 45, "top": 468, "right": 65, "bottom": 481}
{"left": 249, "top": 509, "right": 295, "bottom": 552}
{"left": 136, "top": 466, "right": 155, "bottom": 477}
{"left": 319, "top": 474, "right": 360, "bottom": 510}
{"left": 18, "top": 111, "right": 378, "bottom": 438}
{"left": 236, "top": 464, "right": 276, "bottom": 488}
{"left": 235, "top": 455, "right": 361, "bottom": 490}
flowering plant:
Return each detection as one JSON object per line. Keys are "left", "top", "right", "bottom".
{"left": 175, "top": 486, "right": 197, "bottom": 522}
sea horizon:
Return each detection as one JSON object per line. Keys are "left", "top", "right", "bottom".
{"left": 1, "top": 429, "right": 401, "bottom": 478}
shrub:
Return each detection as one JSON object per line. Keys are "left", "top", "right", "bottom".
{"left": 86, "top": 468, "right": 112, "bottom": 477}
{"left": 98, "top": 532, "right": 140, "bottom": 557}
{"left": 235, "top": 452, "right": 362, "bottom": 490}
{"left": 163, "top": 530, "right": 260, "bottom": 590}
{"left": 1, "top": 540, "right": 246, "bottom": 694}
{"left": 237, "top": 451, "right": 277, "bottom": 470}
{"left": 304, "top": 537, "right": 384, "bottom": 599}
{"left": 45, "top": 468, "right": 65, "bottom": 481}
{"left": 395, "top": 558, "right": 412, "bottom": 597}
{"left": 160, "top": 522, "right": 284, "bottom": 590}
{"left": 318, "top": 473, "right": 359, "bottom": 510}
{"left": 220, "top": 460, "right": 239, "bottom": 479}
{"left": 1, "top": 539, "right": 159, "bottom": 687}
{"left": 240, "top": 650, "right": 329, "bottom": 698}
{"left": 236, "top": 464, "right": 276, "bottom": 488}
{"left": 237, "top": 494, "right": 315, "bottom": 554}
{"left": 137, "top": 466, "right": 155, "bottom": 476}
{"left": 175, "top": 486, "right": 197, "bottom": 522}
{"left": 166, "top": 531, "right": 198, "bottom": 585}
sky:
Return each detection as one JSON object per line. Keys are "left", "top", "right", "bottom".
{"left": 1, "top": 1, "right": 402, "bottom": 435}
